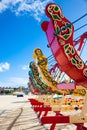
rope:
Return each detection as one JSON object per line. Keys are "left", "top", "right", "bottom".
{"left": 48, "top": 56, "right": 55, "bottom": 60}
{"left": 54, "top": 13, "right": 87, "bottom": 35}
{"left": 74, "top": 23, "right": 87, "bottom": 32}
{"left": 48, "top": 59, "right": 56, "bottom": 65}
{"left": 47, "top": 55, "right": 53, "bottom": 59}
{"left": 37, "top": 14, "right": 87, "bottom": 81}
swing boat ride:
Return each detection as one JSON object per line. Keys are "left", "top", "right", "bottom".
{"left": 28, "top": 3, "right": 87, "bottom": 130}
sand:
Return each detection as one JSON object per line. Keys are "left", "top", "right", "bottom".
{"left": 0, "top": 94, "right": 87, "bottom": 130}
{"left": 0, "top": 95, "right": 46, "bottom": 130}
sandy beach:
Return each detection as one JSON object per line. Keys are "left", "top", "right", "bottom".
{"left": 0, "top": 95, "right": 29, "bottom": 122}
{"left": 0, "top": 95, "right": 87, "bottom": 130}
{"left": 0, "top": 95, "right": 46, "bottom": 130}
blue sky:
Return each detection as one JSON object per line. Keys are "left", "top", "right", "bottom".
{"left": 0, "top": 0, "right": 87, "bottom": 88}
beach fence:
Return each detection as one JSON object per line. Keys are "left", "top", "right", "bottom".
{"left": 28, "top": 94, "right": 87, "bottom": 130}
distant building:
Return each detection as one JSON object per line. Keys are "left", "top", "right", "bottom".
{"left": 0, "top": 87, "right": 4, "bottom": 92}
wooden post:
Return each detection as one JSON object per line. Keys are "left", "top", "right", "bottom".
{"left": 81, "top": 94, "right": 87, "bottom": 116}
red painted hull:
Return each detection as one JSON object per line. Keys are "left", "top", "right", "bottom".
{"left": 41, "top": 3, "right": 87, "bottom": 88}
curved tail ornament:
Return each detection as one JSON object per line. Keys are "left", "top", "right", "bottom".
{"left": 29, "top": 62, "right": 52, "bottom": 93}
{"left": 33, "top": 48, "right": 64, "bottom": 94}
{"left": 29, "top": 71, "right": 42, "bottom": 92}
{"left": 41, "top": 3, "right": 87, "bottom": 88}
{"left": 28, "top": 79, "right": 40, "bottom": 95}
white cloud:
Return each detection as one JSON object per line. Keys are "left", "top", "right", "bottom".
{"left": 22, "top": 65, "right": 29, "bottom": 70}
{"left": 0, "top": 2, "right": 7, "bottom": 12}
{"left": 0, "top": 77, "right": 28, "bottom": 87}
{"left": 10, "top": 77, "right": 28, "bottom": 86}
{"left": 0, "top": 0, "right": 54, "bottom": 21}
{"left": 0, "top": 62, "right": 10, "bottom": 72}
